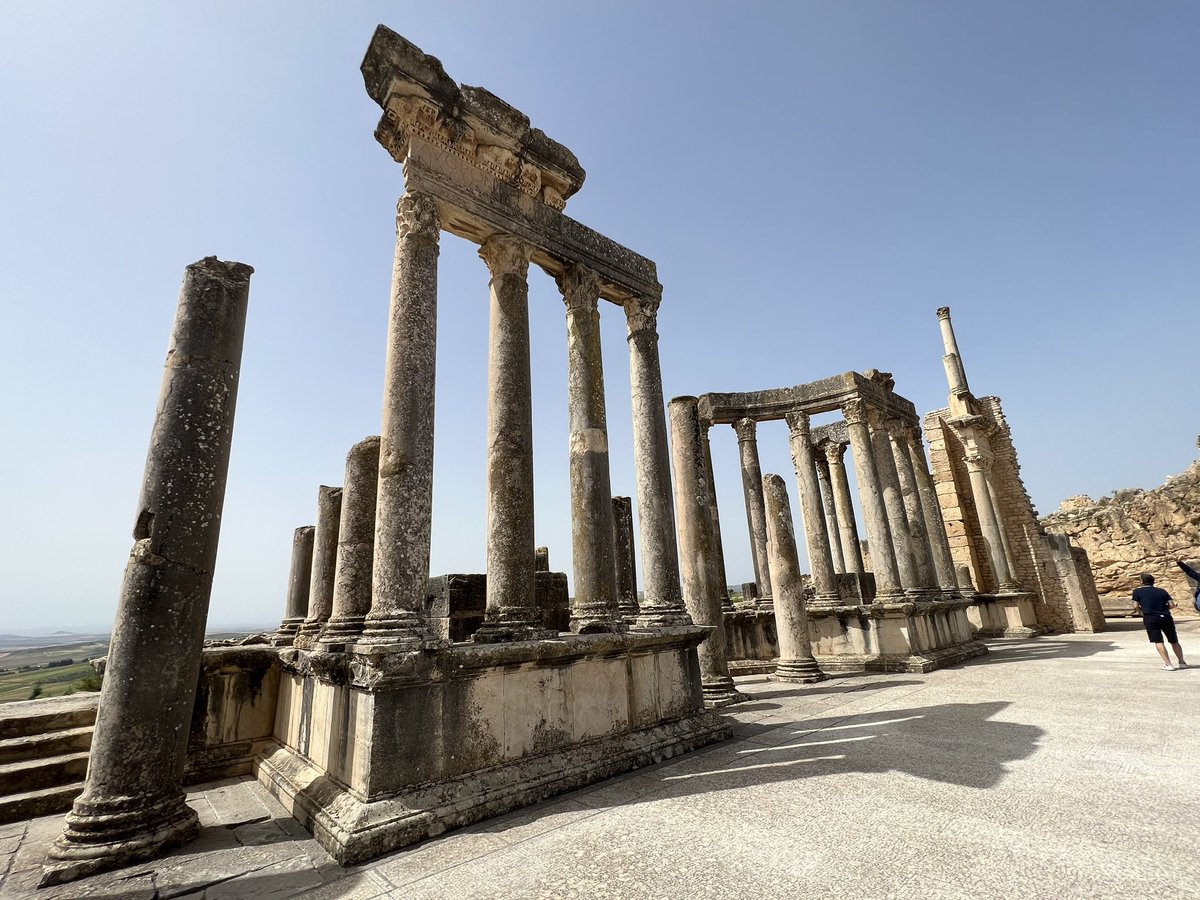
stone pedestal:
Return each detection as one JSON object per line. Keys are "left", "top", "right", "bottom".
{"left": 43, "top": 257, "right": 253, "bottom": 886}
{"left": 967, "top": 592, "right": 1044, "bottom": 638}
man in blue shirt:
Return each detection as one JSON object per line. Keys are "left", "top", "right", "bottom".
{"left": 1132, "top": 574, "right": 1187, "bottom": 670}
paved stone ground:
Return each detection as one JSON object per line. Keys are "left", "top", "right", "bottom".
{"left": 3, "top": 620, "right": 1198, "bottom": 899}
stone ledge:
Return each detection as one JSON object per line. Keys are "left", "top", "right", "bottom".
{"left": 255, "top": 709, "right": 731, "bottom": 865}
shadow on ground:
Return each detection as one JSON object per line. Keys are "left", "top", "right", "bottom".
{"left": 970, "top": 637, "right": 1118, "bottom": 665}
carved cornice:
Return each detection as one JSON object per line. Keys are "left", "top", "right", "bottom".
{"left": 733, "top": 417, "right": 758, "bottom": 444}
{"left": 396, "top": 192, "right": 441, "bottom": 243}
{"left": 785, "top": 410, "right": 811, "bottom": 437}
{"left": 478, "top": 233, "right": 534, "bottom": 279}
{"left": 625, "top": 296, "right": 660, "bottom": 338}
{"left": 557, "top": 263, "right": 602, "bottom": 313}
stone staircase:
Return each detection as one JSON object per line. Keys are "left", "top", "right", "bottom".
{"left": 0, "top": 694, "right": 97, "bottom": 823}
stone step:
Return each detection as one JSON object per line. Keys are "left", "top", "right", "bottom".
{"left": 0, "top": 751, "right": 89, "bottom": 796}
{"left": 0, "top": 695, "right": 99, "bottom": 740}
{"left": 0, "top": 781, "right": 82, "bottom": 825}
{"left": 0, "top": 726, "right": 93, "bottom": 765}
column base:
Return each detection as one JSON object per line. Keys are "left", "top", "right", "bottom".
{"left": 701, "top": 677, "right": 750, "bottom": 708}
{"left": 270, "top": 618, "right": 303, "bottom": 646}
{"left": 316, "top": 614, "right": 366, "bottom": 649}
{"left": 472, "top": 622, "right": 558, "bottom": 643}
{"left": 754, "top": 597, "right": 776, "bottom": 613}
{"left": 634, "top": 606, "right": 693, "bottom": 628}
{"left": 570, "top": 606, "right": 630, "bottom": 635}
{"left": 293, "top": 621, "right": 325, "bottom": 650}
{"left": 40, "top": 792, "right": 199, "bottom": 887}
{"left": 771, "top": 657, "right": 826, "bottom": 683}
{"left": 356, "top": 613, "right": 429, "bottom": 650}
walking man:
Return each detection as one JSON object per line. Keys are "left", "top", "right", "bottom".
{"left": 1132, "top": 573, "right": 1187, "bottom": 670}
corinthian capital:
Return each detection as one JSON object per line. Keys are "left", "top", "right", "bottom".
{"left": 842, "top": 398, "right": 867, "bottom": 427}
{"left": 821, "top": 440, "right": 847, "bottom": 466}
{"left": 733, "top": 417, "right": 757, "bottom": 444}
{"left": 478, "top": 233, "right": 534, "bottom": 279}
{"left": 396, "top": 192, "right": 441, "bottom": 243}
{"left": 785, "top": 410, "right": 811, "bottom": 438}
{"left": 557, "top": 263, "right": 602, "bottom": 313}
{"left": 625, "top": 295, "right": 660, "bottom": 337}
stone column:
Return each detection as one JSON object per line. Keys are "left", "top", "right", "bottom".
{"left": 612, "top": 496, "right": 639, "bottom": 620}
{"left": 734, "top": 417, "right": 773, "bottom": 604}
{"left": 867, "top": 409, "right": 920, "bottom": 596}
{"left": 785, "top": 412, "right": 839, "bottom": 605}
{"left": 534, "top": 546, "right": 550, "bottom": 572}
{"left": 843, "top": 399, "right": 902, "bottom": 597}
{"left": 887, "top": 421, "right": 936, "bottom": 592}
{"left": 626, "top": 296, "right": 690, "bottom": 627}
{"left": 669, "top": 396, "right": 744, "bottom": 707}
{"left": 964, "top": 449, "right": 1019, "bottom": 591}
{"left": 361, "top": 192, "right": 439, "bottom": 648}
{"left": 937, "top": 305, "right": 972, "bottom": 416}
{"left": 701, "top": 422, "right": 734, "bottom": 612}
{"left": 272, "top": 526, "right": 316, "bottom": 646}
{"left": 320, "top": 436, "right": 381, "bottom": 648}
{"left": 475, "top": 233, "right": 548, "bottom": 641}
{"left": 44, "top": 257, "right": 252, "bottom": 885}
{"left": 559, "top": 264, "right": 624, "bottom": 633}
{"left": 985, "top": 474, "right": 1022, "bottom": 588}
{"left": 824, "top": 441, "right": 865, "bottom": 575}
{"left": 762, "top": 474, "right": 825, "bottom": 683}
{"left": 814, "top": 450, "right": 846, "bottom": 575}
{"left": 905, "top": 426, "right": 958, "bottom": 594}
{"left": 295, "top": 486, "right": 343, "bottom": 649}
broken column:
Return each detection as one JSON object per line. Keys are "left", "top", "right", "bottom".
{"left": 360, "top": 192, "right": 440, "bottom": 648}
{"left": 763, "top": 474, "right": 825, "bottom": 683}
{"left": 669, "top": 396, "right": 745, "bottom": 706}
{"left": 612, "top": 496, "right": 640, "bottom": 620}
{"left": 43, "top": 257, "right": 253, "bottom": 885}
{"left": 273, "top": 525, "right": 316, "bottom": 646}
{"left": 626, "top": 297, "right": 690, "bottom": 627}
{"left": 296, "top": 486, "right": 343, "bottom": 649}
{"left": 734, "top": 417, "right": 773, "bottom": 606}
{"left": 559, "top": 263, "right": 623, "bottom": 633}
{"left": 319, "top": 436, "right": 381, "bottom": 648}
{"left": 786, "top": 412, "right": 839, "bottom": 605}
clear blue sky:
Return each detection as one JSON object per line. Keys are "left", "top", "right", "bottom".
{"left": 1, "top": 2, "right": 1196, "bottom": 632}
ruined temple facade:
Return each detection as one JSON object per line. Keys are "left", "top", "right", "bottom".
{"left": 923, "top": 308, "right": 1105, "bottom": 635}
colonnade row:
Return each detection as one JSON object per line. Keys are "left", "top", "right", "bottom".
{"left": 689, "top": 397, "right": 964, "bottom": 608}
{"left": 273, "top": 190, "right": 691, "bottom": 650}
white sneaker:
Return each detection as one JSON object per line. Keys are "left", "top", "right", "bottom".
{"left": 1163, "top": 664, "right": 1175, "bottom": 671}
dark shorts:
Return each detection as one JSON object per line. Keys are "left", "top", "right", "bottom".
{"left": 1144, "top": 614, "right": 1178, "bottom": 644}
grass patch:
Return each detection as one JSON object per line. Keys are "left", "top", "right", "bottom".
{"left": 0, "top": 662, "right": 100, "bottom": 704}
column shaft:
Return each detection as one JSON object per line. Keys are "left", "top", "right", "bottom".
{"left": 868, "top": 410, "right": 920, "bottom": 595}
{"left": 965, "top": 451, "right": 1018, "bottom": 591}
{"left": 825, "top": 442, "right": 865, "bottom": 575}
{"left": 320, "top": 436, "right": 381, "bottom": 647}
{"left": 734, "top": 418, "right": 773, "bottom": 602}
{"left": 786, "top": 412, "right": 839, "bottom": 604}
{"left": 611, "top": 496, "right": 640, "bottom": 619}
{"left": 887, "top": 422, "right": 936, "bottom": 591}
{"left": 45, "top": 257, "right": 252, "bottom": 885}
{"left": 906, "top": 427, "right": 958, "bottom": 593}
{"left": 762, "top": 474, "right": 825, "bottom": 683}
{"left": 296, "top": 485, "right": 343, "bottom": 648}
{"left": 273, "top": 526, "right": 315, "bottom": 646}
{"left": 701, "top": 424, "right": 734, "bottom": 611}
{"left": 560, "top": 264, "right": 623, "bottom": 633}
{"left": 626, "top": 298, "right": 689, "bottom": 626}
{"left": 814, "top": 453, "right": 846, "bottom": 575}
{"left": 843, "top": 400, "right": 901, "bottom": 597}
{"left": 669, "top": 396, "right": 744, "bottom": 706}
{"left": 362, "top": 192, "right": 440, "bottom": 647}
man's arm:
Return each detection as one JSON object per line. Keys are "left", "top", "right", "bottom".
{"left": 1178, "top": 560, "right": 1200, "bottom": 583}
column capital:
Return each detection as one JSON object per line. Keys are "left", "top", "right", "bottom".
{"left": 478, "top": 233, "right": 534, "bottom": 279}
{"left": 936, "top": 306, "right": 952, "bottom": 320}
{"left": 821, "top": 439, "right": 847, "bottom": 466}
{"left": 785, "top": 410, "right": 811, "bottom": 437}
{"left": 732, "top": 417, "right": 758, "bottom": 443}
{"left": 625, "top": 295, "right": 660, "bottom": 337}
{"left": 557, "top": 263, "right": 602, "bottom": 313}
{"left": 963, "top": 449, "right": 993, "bottom": 472}
{"left": 842, "top": 398, "right": 867, "bottom": 426}
{"left": 396, "top": 192, "right": 441, "bottom": 243}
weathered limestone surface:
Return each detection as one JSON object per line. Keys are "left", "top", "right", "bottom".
{"left": 273, "top": 526, "right": 315, "bottom": 646}
{"left": 295, "top": 486, "right": 343, "bottom": 649}
{"left": 734, "top": 418, "right": 772, "bottom": 602}
{"left": 43, "top": 257, "right": 253, "bottom": 886}
{"left": 1043, "top": 458, "right": 1200, "bottom": 617}
{"left": 701, "top": 424, "right": 735, "bottom": 612}
{"left": 762, "top": 474, "right": 825, "bottom": 683}
{"left": 320, "top": 437, "right": 381, "bottom": 648}
{"left": 611, "top": 496, "right": 640, "bottom": 619}
{"left": 425, "top": 572, "right": 570, "bottom": 641}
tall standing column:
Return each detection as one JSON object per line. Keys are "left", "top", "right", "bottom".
{"left": 611, "top": 496, "right": 640, "bottom": 620}
{"left": 785, "top": 412, "right": 839, "bottom": 605}
{"left": 669, "top": 396, "right": 745, "bottom": 706}
{"left": 887, "top": 421, "right": 936, "bottom": 592}
{"left": 814, "top": 450, "right": 846, "bottom": 575}
{"left": 44, "top": 257, "right": 252, "bottom": 885}
{"left": 626, "top": 296, "right": 690, "bottom": 627}
{"left": 843, "top": 399, "right": 902, "bottom": 598}
{"left": 701, "top": 422, "right": 734, "bottom": 612}
{"left": 985, "top": 474, "right": 1022, "bottom": 589}
{"left": 937, "top": 306, "right": 972, "bottom": 416}
{"left": 361, "top": 192, "right": 440, "bottom": 648}
{"left": 965, "top": 450, "right": 1020, "bottom": 591}
{"left": 762, "top": 474, "right": 825, "bottom": 683}
{"left": 824, "top": 441, "right": 865, "bottom": 575}
{"left": 905, "top": 426, "right": 958, "bottom": 594}
{"left": 734, "top": 417, "right": 773, "bottom": 604}
{"left": 296, "top": 486, "right": 343, "bottom": 648}
{"left": 867, "top": 409, "right": 920, "bottom": 596}
{"left": 474, "top": 233, "right": 548, "bottom": 641}
{"left": 272, "top": 526, "right": 316, "bottom": 646}
{"left": 320, "top": 436, "right": 381, "bottom": 648}
{"left": 559, "top": 264, "right": 624, "bottom": 633}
